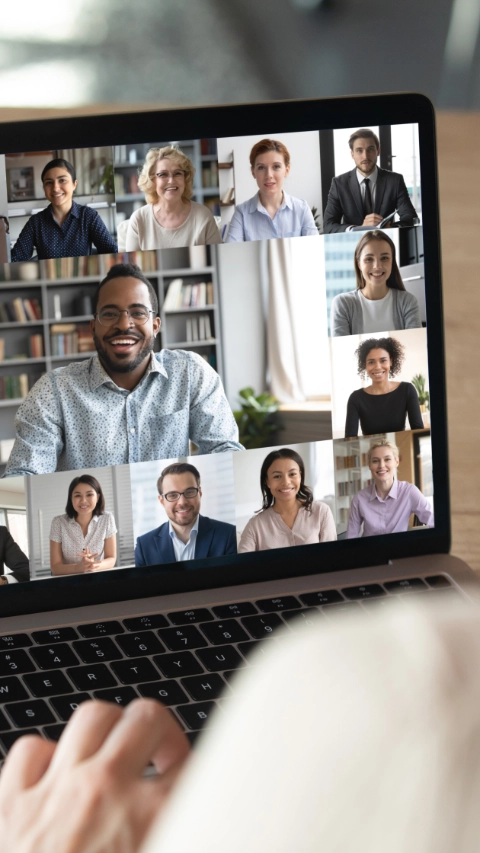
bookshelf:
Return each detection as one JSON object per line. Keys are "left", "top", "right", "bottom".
{"left": 0, "top": 246, "right": 225, "bottom": 473}
{"left": 114, "top": 139, "right": 221, "bottom": 231}
{"left": 218, "top": 152, "right": 236, "bottom": 240}
{"left": 333, "top": 436, "right": 382, "bottom": 533}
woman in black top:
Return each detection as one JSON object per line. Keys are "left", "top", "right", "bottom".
{"left": 344, "top": 336, "right": 424, "bottom": 437}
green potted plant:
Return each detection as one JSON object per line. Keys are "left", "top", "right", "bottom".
{"left": 411, "top": 374, "right": 430, "bottom": 411}
{"left": 233, "top": 387, "right": 282, "bottom": 449}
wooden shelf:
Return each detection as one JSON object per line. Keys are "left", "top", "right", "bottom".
{"left": 167, "top": 339, "right": 217, "bottom": 348}
{"left": 164, "top": 305, "right": 216, "bottom": 314}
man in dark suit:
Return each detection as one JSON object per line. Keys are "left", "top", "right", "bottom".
{"left": 0, "top": 525, "right": 30, "bottom": 584}
{"left": 135, "top": 462, "right": 237, "bottom": 568}
{"left": 323, "top": 128, "right": 418, "bottom": 233}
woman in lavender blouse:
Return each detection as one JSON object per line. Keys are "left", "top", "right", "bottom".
{"left": 346, "top": 439, "right": 434, "bottom": 538}
{"left": 238, "top": 447, "right": 336, "bottom": 553}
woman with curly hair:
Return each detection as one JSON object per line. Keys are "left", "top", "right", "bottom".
{"left": 331, "top": 230, "right": 421, "bottom": 336}
{"left": 238, "top": 447, "right": 336, "bottom": 552}
{"left": 125, "top": 146, "right": 221, "bottom": 250}
{"left": 344, "top": 336, "right": 424, "bottom": 437}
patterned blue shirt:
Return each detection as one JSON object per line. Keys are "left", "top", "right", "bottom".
{"left": 4, "top": 351, "right": 243, "bottom": 477}
{"left": 10, "top": 201, "right": 118, "bottom": 261}
{"left": 226, "top": 192, "right": 318, "bottom": 243}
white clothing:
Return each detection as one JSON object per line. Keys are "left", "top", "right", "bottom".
{"left": 49, "top": 511, "right": 117, "bottom": 564}
{"left": 125, "top": 201, "right": 221, "bottom": 250}
{"left": 359, "top": 286, "right": 394, "bottom": 332}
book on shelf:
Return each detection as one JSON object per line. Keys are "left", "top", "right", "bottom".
{"left": 200, "top": 352, "right": 216, "bottom": 369}
{"left": 50, "top": 323, "right": 95, "bottom": 357}
{"left": 29, "top": 334, "right": 44, "bottom": 359}
{"left": 335, "top": 452, "right": 368, "bottom": 469}
{"left": 185, "top": 314, "right": 213, "bottom": 342}
{"left": 0, "top": 338, "right": 3, "bottom": 360}
{"left": 200, "top": 139, "right": 217, "bottom": 156}
{"left": 164, "top": 278, "right": 214, "bottom": 311}
{"left": 0, "top": 373, "right": 29, "bottom": 400}
{"left": 201, "top": 162, "right": 219, "bottom": 188}
{"left": 221, "top": 187, "right": 234, "bottom": 204}
{"left": 0, "top": 297, "right": 42, "bottom": 323}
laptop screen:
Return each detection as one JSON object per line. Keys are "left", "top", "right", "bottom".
{"left": 0, "top": 96, "right": 444, "bottom": 610}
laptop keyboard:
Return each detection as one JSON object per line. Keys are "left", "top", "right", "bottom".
{"left": 0, "top": 574, "right": 464, "bottom": 762}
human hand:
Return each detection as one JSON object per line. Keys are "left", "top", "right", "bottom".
{"left": 0, "top": 699, "right": 190, "bottom": 853}
{"left": 362, "top": 213, "right": 383, "bottom": 226}
{"left": 77, "top": 549, "right": 100, "bottom": 572}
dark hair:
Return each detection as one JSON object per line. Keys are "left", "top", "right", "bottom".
{"left": 355, "top": 336, "right": 405, "bottom": 379}
{"left": 348, "top": 128, "right": 380, "bottom": 151}
{"left": 259, "top": 448, "right": 313, "bottom": 512}
{"left": 354, "top": 230, "right": 405, "bottom": 291}
{"left": 249, "top": 138, "right": 291, "bottom": 170}
{"left": 157, "top": 463, "right": 201, "bottom": 495}
{"left": 93, "top": 263, "right": 159, "bottom": 314}
{"left": 65, "top": 475, "right": 105, "bottom": 519}
{"left": 41, "top": 158, "right": 76, "bottom": 183}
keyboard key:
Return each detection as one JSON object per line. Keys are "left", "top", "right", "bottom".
{"left": 115, "top": 631, "right": 165, "bottom": 657}
{"left": 181, "top": 674, "right": 227, "bottom": 701}
{"left": 281, "top": 608, "right": 321, "bottom": 627}
{"left": 384, "top": 578, "right": 427, "bottom": 594}
{"left": 77, "top": 621, "right": 124, "bottom": 638}
{"left": 195, "top": 645, "right": 245, "bottom": 672}
{"left": 159, "top": 626, "right": 207, "bottom": 652}
{"left": 425, "top": 575, "right": 451, "bottom": 588}
{"left": 212, "top": 602, "right": 258, "bottom": 619}
{"left": 73, "top": 638, "right": 122, "bottom": 664}
{"left": 0, "top": 633, "right": 33, "bottom": 650}
{"left": 32, "top": 627, "right": 79, "bottom": 645}
{"left": 342, "top": 584, "right": 386, "bottom": 600}
{"left": 200, "top": 620, "right": 249, "bottom": 645}
{"left": 168, "top": 609, "right": 214, "bottom": 626}
{"left": 23, "top": 670, "right": 74, "bottom": 698}
{"left": 241, "top": 613, "right": 285, "bottom": 639}
{"left": 256, "top": 596, "right": 301, "bottom": 612}
{"left": 49, "top": 693, "right": 90, "bottom": 721}
{"left": 323, "top": 601, "right": 361, "bottom": 617}
{"left": 0, "top": 649, "right": 36, "bottom": 676}
{"left": 0, "top": 676, "right": 29, "bottom": 702}
{"left": 93, "top": 686, "right": 138, "bottom": 706}
{"left": 138, "top": 680, "right": 189, "bottom": 706}
{"left": 0, "top": 729, "right": 40, "bottom": 751}
{"left": 0, "top": 709, "right": 11, "bottom": 731}
{"left": 30, "top": 644, "right": 80, "bottom": 670}
{"left": 110, "top": 658, "right": 160, "bottom": 684}
{"left": 300, "top": 589, "right": 344, "bottom": 606}
{"left": 67, "top": 664, "right": 117, "bottom": 691}
{"left": 154, "top": 652, "right": 203, "bottom": 678}
{"left": 6, "top": 699, "right": 55, "bottom": 728}
{"left": 123, "top": 614, "right": 169, "bottom": 632}
{"left": 176, "top": 701, "right": 216, "bottom": 730}
{"left": 43, "top": 724, "right": 66, "bottom": 741}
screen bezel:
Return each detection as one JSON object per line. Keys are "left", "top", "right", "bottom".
{"left": 0, "top": 92, "right": 449, "bottom": 619}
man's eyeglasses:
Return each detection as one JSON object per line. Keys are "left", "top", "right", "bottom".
{"left": 95, "top": 308, "right": 157, "bottom": 326}
{"left": 160, "top": 487, "right": 200, "bottom": 502}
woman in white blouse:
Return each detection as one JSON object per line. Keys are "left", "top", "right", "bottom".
{"left": 330, "top": 230, "right": 421, "bottom": 336}
{"left": 49, "top": 474, "right": 117, "bottom": 576}
{"left": 125, "top": 146, "right": 221, "bottom": 250}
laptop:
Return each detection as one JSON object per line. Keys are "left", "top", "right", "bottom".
{"left": 0, "top": 93, "right": 477, "bottom": 758}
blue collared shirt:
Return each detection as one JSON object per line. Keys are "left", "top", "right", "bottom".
{"left": 226, "top": 192, "right": 318, "bottom": 243}
{"left": 10, "top": 201, "right": 118, "bottom": 261}
{"left": 4, "top": 351, "right": 243, "bottom": 477}
{"left": 168, "top": 515, "right": 200, "bottom": 562}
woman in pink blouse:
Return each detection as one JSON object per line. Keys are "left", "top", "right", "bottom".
{"left": 238, "top": 448, "right": 336, "bottom": 552}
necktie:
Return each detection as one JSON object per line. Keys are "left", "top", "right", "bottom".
{"left": 363, "top": 178, "right": 373, "bottom": 216}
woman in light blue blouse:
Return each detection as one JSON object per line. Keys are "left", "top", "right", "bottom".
{"left": 226, "top": 139, "right": 319, "bottom": 243}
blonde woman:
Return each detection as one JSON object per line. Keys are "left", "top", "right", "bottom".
{"left": 125, "top": 146, "right": 221, "bottom": 250}
{"left": 346, "top": 438, "right": 434, "bottom": 537}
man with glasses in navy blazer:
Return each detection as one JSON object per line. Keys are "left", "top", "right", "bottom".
{"left": 134, "top": 462, "right": 237, "bottom": 568}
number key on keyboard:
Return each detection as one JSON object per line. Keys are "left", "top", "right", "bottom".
{"left": 158, "top": 626, "right": 207, "bottom": 651}
{"left": 0, "top": 649, "right": 36, "bottom": 676}
{"left": 73, "top": 638, "right": 122, "bottom": 664}
{"left": 241, "top": 613, "right": 285, "bottom": 639}
{"left": 115, "top": 631, "right": 165, "bottom": 657}
{"left": 200, "top": 620, "right": 249, "bottom": 645}
{"left": 30, "top": 644, "right": 80, "bottom": 670}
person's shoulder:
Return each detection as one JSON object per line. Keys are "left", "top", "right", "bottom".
{"left": 348, "top": 387, "right": 363, "bottom": 400}
{"left": 333, "top": 289, "right": 358, "bottom": 306}
{"left": 156, "top": 348, "right": 208, "bottom": 370}
{"left": 138, "top": 521, "right": 166, "bottom": 542}
{"left": 397, "top": 479, "right": 421, "bottom": 498}
{"left": 129, "top": 204, "right": 150, "bottom": 222}
{"left": 235, "top": 195, "right": 256, "bottom": 214}
{"left": 76, "top": 202, "right": 100, "bottom": 221}
{"left": 394, "top": 288, "right": 417, "bottom": 305}
{"left": 311, "top": 499, "right": 332, "bottom": 515}
{"left": 190, "top": 200, "right": 215, "bottom": 220}
{"left": 333, "top": 169, "right": 355, "bottom": 184}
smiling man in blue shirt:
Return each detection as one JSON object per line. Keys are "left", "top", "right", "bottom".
{"left": 5, "top": 263, "right": 243, "bottom": 477}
